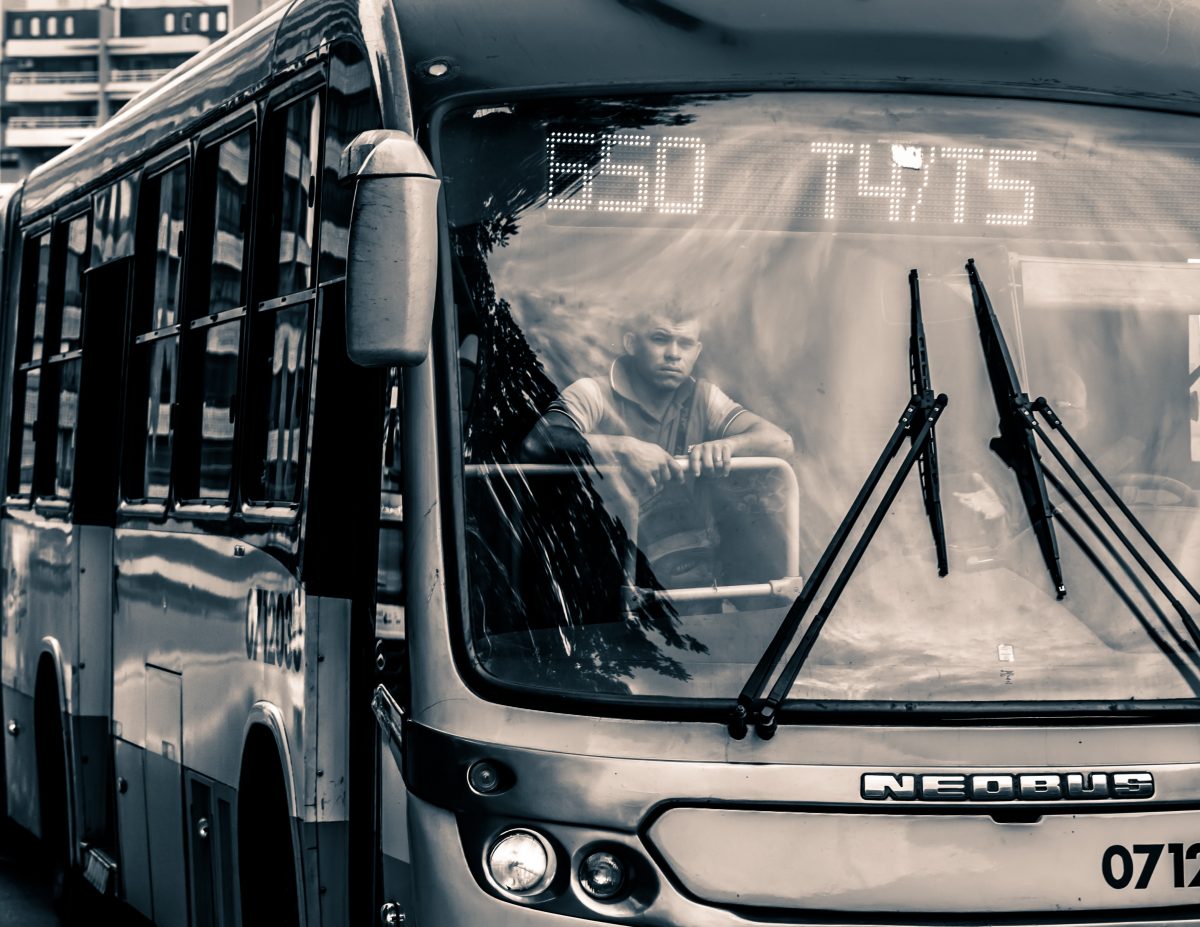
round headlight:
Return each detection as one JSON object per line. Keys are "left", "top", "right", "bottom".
{"left": 579, "top": 850, "right": 627, "bottom": 900}
{"left": 487, "top": 830, "right": 556, "bottom": 895}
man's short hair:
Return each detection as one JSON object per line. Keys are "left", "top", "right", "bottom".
{"left": 625, "top": 298, "right": 700, "bottom": 335}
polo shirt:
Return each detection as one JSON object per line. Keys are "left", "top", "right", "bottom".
{"left": 546, "top": 355, "right": 746, "bottom": 454}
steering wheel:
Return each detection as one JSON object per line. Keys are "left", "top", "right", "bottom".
{"left": 1108, "top": 473, "right": 1199, "bottom": 507}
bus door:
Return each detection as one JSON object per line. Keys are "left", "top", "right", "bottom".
{"left": 375, "top": 365, "right": 413, "bottom": 910}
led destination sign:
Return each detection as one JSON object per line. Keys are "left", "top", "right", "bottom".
{"left": 545, "top": 129, "right": 1200, "bottom": 239}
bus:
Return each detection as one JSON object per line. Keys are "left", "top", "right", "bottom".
{"left": 3, "top": 0, "right": 1200, "bottom": 924}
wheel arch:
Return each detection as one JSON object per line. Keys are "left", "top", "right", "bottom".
{"left": 237, "top": 701, "right": 306, "bottom": 924}
{"left": 238, "top": 700, "right": 300, "bottom": 820}
{"left": 34, "top": 637, "right": 78, "bottom": 862}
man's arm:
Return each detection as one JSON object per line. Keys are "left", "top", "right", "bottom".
{"left": 688, "top": 411, "right": 794, "bottom": 476}
{"left": 523, "top": 413, "right": 685, "bottom": 492}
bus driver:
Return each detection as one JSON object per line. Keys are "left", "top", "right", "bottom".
{"left": 523, "top": 305, "right": 793, "bottom": 586}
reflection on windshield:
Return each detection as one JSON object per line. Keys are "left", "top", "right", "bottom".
{"left": 441, "top": 93, "right": 1200, "bottom": 709}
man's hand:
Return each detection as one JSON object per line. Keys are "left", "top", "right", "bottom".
{"left": 614, "top": 437, "right": 685, "bottom": 493}
{"left": 687, "top": 439, "right": 735, "bottom": 477}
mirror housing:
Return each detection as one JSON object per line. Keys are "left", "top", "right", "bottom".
{"left": 341, "top": 130, "right": 440, "bottom": 367}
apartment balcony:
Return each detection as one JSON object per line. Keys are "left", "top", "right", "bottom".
{"left": 4, "top": 37, "right": 102, "bottom": 58}
{"left": 6, "top": 70, "right": 100, "bottom": 103}
{"left": 106, "top": 68, "right": 172, "bottom": 100}
{"left": 6, "top": 34, "right": 213, "bottom": 60}
{"left": 4, "top": 116, "right": 96, "bottom": 149}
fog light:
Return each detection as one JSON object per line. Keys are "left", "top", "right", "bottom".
{"left": 468, "top": 760, "right": 500, "bottom": 794}
{"left": 579, "top": 850, "right": 626, "bottom": 900}
{"left": 487, "top": 830, "right": 556, "bottom": 895}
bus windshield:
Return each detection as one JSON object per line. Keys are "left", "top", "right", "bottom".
{"left": 440, "top": 92, "right": 1200, "bottom": 710}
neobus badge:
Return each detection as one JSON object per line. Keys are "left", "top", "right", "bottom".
{"left": 244, "top": 588, "right": 304, "bottom": 672}
{"left": 861, "top": 771, "right": 1155, "bottom": 801}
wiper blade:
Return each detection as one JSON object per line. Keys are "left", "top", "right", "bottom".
{"left": 1030, "top": 398, "right": 1200, "bottom": 648}
{"left": 966, "top": 258, "right": 1066, "bottom": 599}
{"left": 729, "top": 271, "right": 948, "bottom": 740}
{"left": 910, "top": 270, "right": 949, "bottom": 577}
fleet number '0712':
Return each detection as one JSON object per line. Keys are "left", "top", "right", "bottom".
{"left": 1102, "top": 844, "right": 1200, "bottom": 890}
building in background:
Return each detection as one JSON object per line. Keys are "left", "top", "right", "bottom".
{"left": 1, "top": 0, "right": 267, "bottom": 197}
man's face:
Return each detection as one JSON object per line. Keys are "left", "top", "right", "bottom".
{"left": 624, "top": 317, "right": 703, "bottom": 391}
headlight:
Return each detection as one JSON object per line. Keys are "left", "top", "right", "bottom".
{"left": 486, "top": 829, "right": 557, "bottom": 895}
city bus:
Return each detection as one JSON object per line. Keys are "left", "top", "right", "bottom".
{"left": 3, "top": 0, "right": 1200, "bottom": 925}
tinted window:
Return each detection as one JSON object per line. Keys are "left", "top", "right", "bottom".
{"left": 194, "top": 321, "right": 240, "bottom": 499}
{"left": 10, "top": 232, "right": 54, "bottom": 498}
{"left": 152, "top": 164, "right": 187, "bottom": 329}
{"left": 267, "top": 94, "right": 320, "bottom": 296}
{"left": 169, "top": 125, "right": 256, "bottom": 506}
{"left": 249, "top": 304, "right": 308, "bottom": 502}
{"left": 320, "top": 49, "right": 381, "bottom": 279}
{"left": 59, "top": 215, "right": 88, "bottom": 354}
{"left": 46, "top": 214, "right": 91, "bottom": 500}
{"left": 206, "top": 129, "right": 252, "bottom": 313}
{"left": 124, "top": 162, "right": 187, "bottom": 502}
{"left": 243, "top": 92, "right": 324, "bottom": 507}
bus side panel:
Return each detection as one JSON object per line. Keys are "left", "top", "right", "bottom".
{"left": 114, "top": 528, "right": 307, "bottom": 790}
{"left": 0, "top": 686, "right": 36, "bottom": 834}
{"left": 308, "top": 594, "right": 352, "bottom": 927}
{"left": 1, "top": 514, "right": 77, "bottom": 836}
{"left": 75, "top": 523, "right": 113, "bottom": 845}
{"left": 145, "top": 665, "right": 186, "bottom": 927}
{"left": 114, "top": 528, "right": 311, "bottom": 914}
{"left": 113, "top": 737, "right": 153, "bottom": 918}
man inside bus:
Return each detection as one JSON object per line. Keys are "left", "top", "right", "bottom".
{"left": 522, "top": 302, "right": 793, "bottom": 587}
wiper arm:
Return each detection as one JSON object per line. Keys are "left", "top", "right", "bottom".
{"left": 730, "top": 270, "right": 948, "bottom": 740}
{"left": 1030, "top": 398, "right": 1200, "bottom": 648}
{"left": 910, "top": 270, "right": 949, "bottom": 577}
{"left": 966, "top": 258, "right": 1066, "bottom": 599}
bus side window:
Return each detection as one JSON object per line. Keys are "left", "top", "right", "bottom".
{"left": 8, "top": 231, "right": 51, "bottom": 500}
{"left": 319, "top": 44, "right": 381, "bottom": 280}
{"left": 243, "top": 92, "right": 320, "bottom": 506}
{"left": 93, "top": 175, "right": 136, "bottom": 264}
{"left": 176, "top": 127, "right": 254, "bottom": 504}
{"left": 122, "top": 160, "right": 188, "bottom": 503}
{"left": 42, "top": 212, "right": 91, "bottom": 502}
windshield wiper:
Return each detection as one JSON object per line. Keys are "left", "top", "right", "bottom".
{"left": 729, "top": 270, "right": 948, "bottom": 740}
{"left": 910, "top": 269, "right": 949, "bottom": 577}
{"left": 967, "top": 258, "right": 1200, "bottom": 650}
{"left": 966, "top": 258, "right": 1066, "bottom": 599}
{"left": 1029, "top": 398, "right": 1200, "bottom": 649}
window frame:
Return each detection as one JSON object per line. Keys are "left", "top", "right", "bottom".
{"left": 119, "top": 146, "right": 190, "bottom": 515}
{"left": 36, "top": 206, "right": 93, "bottom": 511}
{"left": 239, "top": 79, "right": 326, "bottom": 520}
{"left": 170, "top": 109, "right": 258, "bottom": 513}
{"left": 7, "top": 221, "right": 53, "bottom": 508}
{"left": 6, "top": 204, "right": 92, "bottom": 516}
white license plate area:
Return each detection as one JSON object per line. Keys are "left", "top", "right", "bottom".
{"left": 646, "top": 807, "right": 1200, "bottom": 912}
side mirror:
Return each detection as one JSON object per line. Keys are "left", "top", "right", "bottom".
{"left": 341, "top": 130, "right": 440, "bottom": 367}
